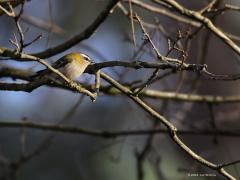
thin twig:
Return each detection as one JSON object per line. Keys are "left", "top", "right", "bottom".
{"left": 32, "top": 0, "right": 120, "bottom": 58}
{"left": 0, "top": 120, "right": 240, "bottom": 137}
{"left": 99, "top": 72, "right": 236, "bottom": 180}
{"left": 129, "top": 0, "right": 136, "bottom": 46}
{"left": 135, "top": 14, "right": 163, "bottom": 60}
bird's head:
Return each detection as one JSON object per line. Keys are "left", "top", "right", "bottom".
{"left": 65, "top": 52, "right": 93, "bottom": 65}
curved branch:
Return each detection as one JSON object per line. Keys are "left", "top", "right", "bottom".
{"left": 158, "top": 0, "right": 240, "bottom": 56}
{"left": 100, "top": 72, "right": 236, "bottom": 180}
{"left": 0, "top": 0, "right": 24, "bottom": 16}
{"left": 125, "top": 0, "right": 240, "bottom": 42}
{"left": 32, "top": 0, "right": 120, "bottom": 58}
{"left": 0, "top": 120, "right": 239, "bottom": 137}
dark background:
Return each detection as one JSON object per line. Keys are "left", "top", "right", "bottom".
{"left": 0, "top": 0, "right": 240, "bottom": 179}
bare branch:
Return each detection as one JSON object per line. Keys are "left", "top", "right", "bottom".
{"left": 157, "top": 0, "right": 240, "bottom": 56}
{"left": 99, "top": 71, "right": 236, "bottom": 180}
{"left": 0, "top": 120, "right": 240, "bottom": 137}
{"left": 32, "top": 0, "right": 120, "bottom": 58}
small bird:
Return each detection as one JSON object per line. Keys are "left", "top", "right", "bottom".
{"left": 34, "top": 52, "right": 93, "bottom": 80}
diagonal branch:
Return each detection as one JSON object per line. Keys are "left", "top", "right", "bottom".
{"left": 32, "top": 0, "right": 120, "bottom": 58}
{"left": 156, "top": 0, "right": 240, "bottom": 56}
{"left": 99, "top": 71, "right": 236, "bottom": 180}
{"left": 0, "top": 48, "right": 96, "bottom": 100}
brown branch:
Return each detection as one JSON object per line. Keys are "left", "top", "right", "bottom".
{"left": 128, "top": 0, "right": 136, "bottom": 46}
{"left": 0, "top": 0, "right": 24, "bottom": 16}
{"left": 201, "top": 68, "right": 240, "bottom": 81}
{"left": 0, "top": 48, "right": 96, "bottom": 100}
{"left": 32, "top": 0, "right": 120, "bottom": 58}
{"left": 133, "top": 14, "right": 163, "bottom": 95}
{"left": 0, "top": 120, "right": 240, "bottom": 137}
{"left": 138, "top": 90, "right": 240, "bottom": 103}
{"left": 2, "top": 79, "right": 240, "bottom": 104}
{"left": 126, "top": 0, "right": 200, "bottom": 27}
{"left": 13, "top": 0, "right": 25, "bottom": 52}
{"left": 224, "top": 4, "right": 240, "bottom": 12}
{"left": 90, "top": 60, "right": 203, "bottom": 71}
{"left": 135, "top": 14, "right": 162, "bottom": 60}
{"left": 2, "top": 65, "right": 240, "bottom": 104}
{"left": 125, "top": 0, "right": 240, "bottom": 43}
{"left": 0, "top": 47, "right": 208, "bottom": 72}
{"left": 99, "top": 72, "right": 236, "bottom": 180}
{"left": 219, "top": 160, "right": 240, "bottom": 169}
{"left": 2, "top": 0, "right": 26, "bottom": 52}
{"left": 199, "top": 0, "right": 217, "bottom": 14}
{"left": 156, "top": 0, "right": 240, "bottom": 56}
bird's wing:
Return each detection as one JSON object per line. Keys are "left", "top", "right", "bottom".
{"left": 52, "top": 56, "right": 73, "bottom": 69}
{"left": 35, "top": 57, "right": 73, "bottom": 76}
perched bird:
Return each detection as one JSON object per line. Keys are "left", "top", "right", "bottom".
{"left": 34, "top": 52, "right": 93, "bottom": 80}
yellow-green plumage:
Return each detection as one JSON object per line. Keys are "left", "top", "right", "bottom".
{"left": 35, "top": 52, "right": 92, "bottom": 80}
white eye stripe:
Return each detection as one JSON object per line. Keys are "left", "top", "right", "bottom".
{"left": 80, "top": 53, "right": 92, "bottom": 62}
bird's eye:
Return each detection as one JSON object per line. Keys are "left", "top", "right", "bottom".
{"left": 81, "top": 53, "right": 92, "bottom": 62}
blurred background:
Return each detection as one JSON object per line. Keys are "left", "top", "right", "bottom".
{"left": 0, "top": 0, "right": 240, "bottom": 179}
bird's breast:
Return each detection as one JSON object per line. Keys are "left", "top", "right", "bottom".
{"left": 60, "top": 60, "right": 89, "bottom": 80}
